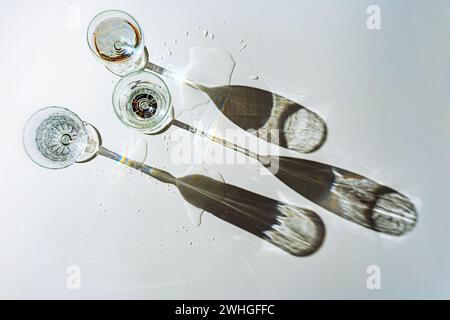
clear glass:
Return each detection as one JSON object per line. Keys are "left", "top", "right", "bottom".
{"left": 112, "top": 71, "right": 174, "bottom": 134}
{"left": 87, "top": 10, "right": 147, "bottom": 76}
{"left": 23, "top": 107, "right": 100, "bottom": 169}
{"left": 23, "top": 107, "right": 325, "bottom": 257}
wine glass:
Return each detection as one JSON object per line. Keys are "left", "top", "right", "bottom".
{"left": 23, "top": 107, "right": 100, "bottom": 169}
{"left": 87, "top": 10, "right": 148, "bottom": 76}
{"left": 23, "top": 107, "right": 326, "bottom": 257}
{"left": 87, "top": 10, "right": 328, "bottom": 154}
{"left": 112, "top": 70, "right": 173, "bottom": 134}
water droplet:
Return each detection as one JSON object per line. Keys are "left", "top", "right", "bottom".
{"left": 203, "top": 30, "right": 209, "bottom": 38}
{"left": 163, "top": 41, "right": 172, "bottom": 56}
{"left": 185, "top": 31, "right": 189, "bottom": 36}
{"left": 248, "top": 75, "right": 259, "bottom": 80}
{"left": 237, "top": 43, "right": 247, "bottom": 52}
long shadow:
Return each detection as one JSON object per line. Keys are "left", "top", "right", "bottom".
{"left": 181, "top": 84, "right": 417, "bottom": 236}
{"left": 193, "top": 84, "right": 328, "bottom": 154}
{"left": 146, "top": 63, "right": 417, "bottom": 236}
{"left": 262, "top": 156, "right": 418, "bottom": 236}
{"left": 98, "top": 146, "right": 326, "bottom": 257}
{"left": 177, "top": 174, "right": 325, "bottom": 257}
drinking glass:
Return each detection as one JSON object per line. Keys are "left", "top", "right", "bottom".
{"left": 23, "top": 107, "right": 100, "bottom": 169}
{"left": 87, "top": 10, "right": 147, "bottom": 76}
{"left": 23, "top": 106, "right": 326, "bottom": 257}
{"left": 112, "top": 71, "right": 173, "bottom": 134}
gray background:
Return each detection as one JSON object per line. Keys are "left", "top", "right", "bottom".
{"left": 0, "top": 0, "right": 449, "bottom": 299}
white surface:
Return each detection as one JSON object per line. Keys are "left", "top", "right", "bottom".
{"left": 0, "top": 0, "right": 449, "bottom": 299}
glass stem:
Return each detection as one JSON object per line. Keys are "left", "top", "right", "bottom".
{"left": 96, "top": 145, "right": 176, "bottom": 184}
{"left": 145, "top": 61, "right": 201, "bottom": 91}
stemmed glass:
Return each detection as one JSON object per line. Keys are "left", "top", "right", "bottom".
{"left": 112, "top": 71, "right": 418, "bottom": 236}
{"left": 87, "top": 10, "right": 148, "bottom": 76}
{"left": 87, "top": 10, "right": 328, "bottom": 154}
{"left": 23, "top": 106, "right": 325, "bottom": 257}
{"left": 23, "top": 107, "right": 100, "bottom": 168}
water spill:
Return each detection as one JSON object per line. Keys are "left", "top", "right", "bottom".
{"left": 163, "top": 41, "right": 172, "bottom": 56}
{"left": 104, "top": 135, "right": 148, "bottom": 185}
{"left": 180, "top": 47, "right": 236, "bottom": 112}
{"left": 179, "top": 165, "right": 225, "bottom": 227}
{"left": 168, "top": 46, "right": 326, "bottom": 154}
{"left": 121, "top": 135, "right": 148, "bottom": 163}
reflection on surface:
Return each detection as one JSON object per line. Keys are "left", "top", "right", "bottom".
{"left": 98, "top": 146, "right": 325, "bottom": 257}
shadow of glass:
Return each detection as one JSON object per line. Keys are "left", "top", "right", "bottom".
{"left": 97, "top": 146, "right": 325, "bottom": 257}
{"left": 260, "top": 156, "right": 418, "bottom": 236}
{"left": 193, "top": 84, "right": 327, "bottom": 154}
{"left": 176, "top": 174, "right": 325, "bottom": 257}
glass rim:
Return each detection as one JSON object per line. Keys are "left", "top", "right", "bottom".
{"left": 23, "top": 106, "right": 88, "bottom": 170}
{"left": 86, "top": 9, "right": 145, "bottom": 63}
{"left": 112, "top": 70, "right": 174, "bottom": 132}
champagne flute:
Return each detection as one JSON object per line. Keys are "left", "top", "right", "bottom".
{"left": 23, "top": 106, "right": 325, "bottom": 257}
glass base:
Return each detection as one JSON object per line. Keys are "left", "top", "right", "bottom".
{"left": 106, "top": 46, "right": 149, "bottom": 77}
